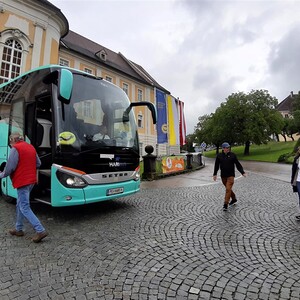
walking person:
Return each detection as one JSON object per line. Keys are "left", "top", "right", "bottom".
{"left": 213, "top": 142, "right": 246, "bottom": 211}
{"left": 0, "top": 132, "right": 48, "bottom": 242}
{"left": 291, "top": 146, "right": 300, "bottom": 220}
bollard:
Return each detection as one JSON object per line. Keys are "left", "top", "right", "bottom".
{"left": 186, "top": 153, "right": 193, "bottom": 169}
{"left": 142, "top": 145, "right": 157, "bottom": 180}
{"left": 197, "top": 153, "right": 203, "bottom": 166}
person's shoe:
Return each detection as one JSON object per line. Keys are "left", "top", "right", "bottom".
{"left": 9, "top": 229, "right": 24, "bottom": 237}
{"left": 229, "top": 198, "right": 237, "bottom": 206}
{"left": 223, "top": 204, "right": 228, "bottom": 211}
{"left": 32, "top": 231, "right": 48, "bottom": 243}
{"left": 295, "top": 215, "right": 300, "bottom": 221}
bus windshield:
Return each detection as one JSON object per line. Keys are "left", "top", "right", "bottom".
{"left": 55, "top": 74, "right": 138, "bottom": 153}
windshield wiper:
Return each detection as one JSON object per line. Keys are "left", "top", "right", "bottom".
{"left": 121, "top": 147, "right": 139, "bottom": 156}
{"left": 73, "top": 144, "right": 139, "bottom": 156}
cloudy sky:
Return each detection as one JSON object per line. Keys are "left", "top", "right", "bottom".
{"left": 50, "top": 0, "right": 300, "bottom": 134}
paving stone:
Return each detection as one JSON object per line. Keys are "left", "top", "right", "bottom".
{"left": 0, "top": 174, "right": 300, "bottom": 299}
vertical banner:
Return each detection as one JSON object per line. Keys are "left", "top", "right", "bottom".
{"left": 156, "top": 89, "right": 168, "bottom": 143}
{"left": 178, "top": 100, "right": 186, "bottom": 146}
{"left": 167, "top": 95, "right": 179, "bottom": 146}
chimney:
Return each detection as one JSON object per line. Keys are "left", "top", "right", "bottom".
{"left": 291, "top": 91, "right": 294, "bottom": 97}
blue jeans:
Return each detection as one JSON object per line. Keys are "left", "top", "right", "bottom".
{"left": 16, "top": 184, "right": 45, "bottom": 233}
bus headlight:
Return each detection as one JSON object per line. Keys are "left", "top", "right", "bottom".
{"left": 134, "top": 166, "right": 140, "bottom": 181}
{"left": 56, "top": 171, "right": 87, "bottom": 188}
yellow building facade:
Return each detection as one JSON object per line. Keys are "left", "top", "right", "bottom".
{"left": 0, "top": 0, "right": 181, "bottom": 156}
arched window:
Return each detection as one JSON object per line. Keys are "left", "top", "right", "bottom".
{"left": 0, "top": 39, "right": 22, "bottom": 84}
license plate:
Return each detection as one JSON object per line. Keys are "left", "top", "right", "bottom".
{"left": 106, "top": 187, "right": 124, "bottom": 196}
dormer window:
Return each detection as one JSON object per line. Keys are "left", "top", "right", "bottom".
{"left": 96, "top": 49, "right": 107, "bottom": 62}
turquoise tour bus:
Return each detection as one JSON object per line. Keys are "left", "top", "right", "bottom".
{"left": 0, "top": 65, "right": 156, "bottom": 207}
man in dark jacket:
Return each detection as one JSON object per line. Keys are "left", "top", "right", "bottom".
{"left": 213, "top": 142, "right": 246, "bottom": 211}
{"left": 0, "top": 132, "right": 48, "bottom": 242}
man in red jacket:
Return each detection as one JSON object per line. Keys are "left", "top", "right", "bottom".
{"left": 0, "top": 132, "right": 48, "bottom": 243}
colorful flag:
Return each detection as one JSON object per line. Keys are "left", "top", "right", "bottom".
{"left": 156, "top": 89, "right": 168, "bottom": 143}
{"left": 167, "top": 95, "right": 179, "bottom": 146}
{"left": 178, "top": 100, "right": 186, "bottom": 145}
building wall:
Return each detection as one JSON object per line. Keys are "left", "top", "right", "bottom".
{"left": 0, "top": 0, "right": 178, "bottom": 156}
{"left": 277, "top": 102, "right": 298, "bottom": 142}
{"left": 0, "top": 0, "right": 66, "bottom": 71}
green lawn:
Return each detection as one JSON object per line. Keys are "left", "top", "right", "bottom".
{"left": 203, "top": 141, "right": 297, "bottom": 163}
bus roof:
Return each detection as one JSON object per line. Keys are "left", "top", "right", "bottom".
{"left": 0, "top": 64, "right": 98, "bottom": 89}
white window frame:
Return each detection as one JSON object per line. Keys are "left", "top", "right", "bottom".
{"left": 83, "top": 101, "right": 92, "bottom": 118}
{"left": 137, "top": 89, "right": 143, "bottom": 101}
{"left": 59, "top": 58, "right": 70, "bottom": 67}
{"left": 137, "top": 112, "right": 143, "bottom": 128}
{"left": 84, "top": 67, "right": 93, "bottom": 74}
{"left": 105, "top": 76, "right": 112, "bottom": 82}
{"left": 122, "top": 83, "right": 129, "bottom": 95}
{"left": 0, "top": 39, "right": 22, "bottom": 84}
{"left": 0, "top": 29, "right": 31, "bottom": 83}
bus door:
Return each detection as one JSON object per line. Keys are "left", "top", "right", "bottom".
{"left": 29, "top": 95, "right": 53, "bottom": 204}
{"left": 3, "top": 98, "right": 25, "bottom": 199}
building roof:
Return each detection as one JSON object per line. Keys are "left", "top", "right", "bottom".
{"left": 60, "top": 30, "right": 170, "bottom": 94}
{"left": 39, "top": 0, "right": 69, "bottom": 37}
{"left": 276, "top": 93, "right": 294, "bottom": 112}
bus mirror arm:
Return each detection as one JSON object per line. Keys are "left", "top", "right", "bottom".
{"left": 122, "top": 107, "right": 131, "bottom": 123}
{"left": 122, "top": 101, "right": 157, "bottom": 124}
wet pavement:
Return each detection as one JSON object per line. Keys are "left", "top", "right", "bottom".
{"left": 141, "top": 157, "right": 292, "bottom": 189}
{"left": 1, "top": 159, "right": 300, "bottom": 300}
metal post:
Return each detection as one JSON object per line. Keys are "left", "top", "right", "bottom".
{"left": 186, "top": 153, "right": 193, "bottom": 169}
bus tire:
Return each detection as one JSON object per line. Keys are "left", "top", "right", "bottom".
{"left": 3, "top": 195, "right": 16, "bottom": 205}
{"left": 0, "top": 179, "right": 16, "bottom": 204}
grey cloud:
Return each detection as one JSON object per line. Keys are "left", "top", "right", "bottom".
{"left": 269, "top": 26, "right": 300, "bottom": 73}
{"left": 193, "top": 66, "right": 240, "bottom": 95}
{"left": 268, "top": 26, "right": 300, "bottom": 97}
{"left": 50, "top": 0, "right": 300, "bottom": 133}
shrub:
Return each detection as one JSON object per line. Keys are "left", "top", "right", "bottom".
{"left": 294, "top": 138, "right": 300, "bottom": 153}
{"left": 278, "top": 153, "right": 290, "bottom": 162}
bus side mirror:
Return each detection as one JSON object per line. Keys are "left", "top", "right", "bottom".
{"left": 123, "top": 101, "right": 157, "bottom": 124}
{"left": 58, "top": 69, "right": 73, "bottom": 103}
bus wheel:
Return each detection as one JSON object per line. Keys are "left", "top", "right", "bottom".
{"left": 0, "top": 179, "right": 16, "bottom": 204}
{"left": 3, "top": 195, "right": 16, "bottom": 205}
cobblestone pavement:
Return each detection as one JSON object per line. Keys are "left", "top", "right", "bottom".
{"left": 1, "top": 171, "right": 300, "bottom": 299}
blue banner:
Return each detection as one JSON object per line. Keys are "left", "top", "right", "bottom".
{"left": 156, "top": 89, "right": 168, "bottom": 144}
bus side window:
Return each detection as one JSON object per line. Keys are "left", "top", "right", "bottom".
{"left": 36, "top": 95, "right": 52, "bottom": 121}
{"left": 36, "top": 121, "right": 44, "bottom": 147}
{"left": 36, "top": 118, "right": 52, "bottom": 168}
{"left": 36, "top": 118, "right": 52, "bottom": 148}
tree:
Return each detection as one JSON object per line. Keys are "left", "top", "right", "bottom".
{"left": 233, "top": 90, "right": 284, "bottom": 155}
{"left": 287, "top": 118, "right": 298, "bottom": 141}
{"left": 280, "top": 117, "right": 297, "bottom": 142}
{"left": 194, "top": 89, "right": 284, "bottom": 155}
{"left": 183, "top": 134, "right": 196, "bottom": 152}
{"left": 194, "top": 114, "right": 212, "bottom": 144}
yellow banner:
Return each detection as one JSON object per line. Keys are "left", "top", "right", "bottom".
{"left": 167, "top": 95, "right": 179, "bottom": 145}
